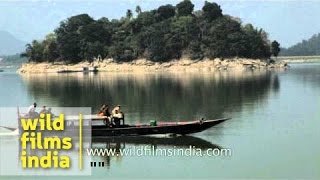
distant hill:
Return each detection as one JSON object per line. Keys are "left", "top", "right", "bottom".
{"left": 280, "top": 33, "right": 320, "bottom": 56}
{"left": 0, "top": 30, "right": 26, "bottom": 55}
{"left": 0, "top": 53, "right": 27, "bottom": 66}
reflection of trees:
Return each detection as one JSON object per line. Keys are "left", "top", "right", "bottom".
{"left": 21, "top": 71, "right": 279, "bottom": 122}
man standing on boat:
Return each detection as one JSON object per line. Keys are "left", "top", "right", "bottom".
{"left": 27, "top": 102, "right": 38, "bottom": 117}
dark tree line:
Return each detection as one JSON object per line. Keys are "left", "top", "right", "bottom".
{"left": 22, "top": 0, "right": 276, "bottom": 63}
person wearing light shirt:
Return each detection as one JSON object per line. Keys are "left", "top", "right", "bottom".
{"left": 27, "top": 102, "right": 37, "bottom": 117}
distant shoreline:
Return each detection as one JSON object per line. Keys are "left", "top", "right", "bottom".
{"left": 17, "top": 58, "right": 288, "bottom": 74}
{"left": 277, "top": 56, "right": 320, "bottom": 63}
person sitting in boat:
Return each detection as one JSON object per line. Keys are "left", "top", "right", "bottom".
{"left": 104, "top": 105, "right": 111, "bottom": 117}
{"left": 98, "top": 104, "right": 105, "bottom": 116}
{"left": 112, "top": 109, "right": 122, "bottom": 127}
{"left": 98, "top": 104, "right": 111, "bottom": 117}
{"left": 27, "top": 102, "right": 39, "bottom": 118}
{"left": 111, "top": 105, "right": 122, "bottom": 116}
{"left": 47, "top": 107, "right": 55, "bottom": 117}
{"left": 104, "top": 105, "right": 112, "bottom": 126}
{"left": 39, "top": 106, "right": 48, "bottom": 114}
{"left": 98, "top": 104, "right": 107, "bottom": 116}
{"left": 111, "top": 105, "right": 124, "bottom": 127}
{"left": 98, "top": 104, "right": 112, "bottom": 126}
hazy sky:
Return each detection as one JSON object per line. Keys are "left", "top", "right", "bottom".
{"left": 0, "top": 0, "right": 320, "bottom": 47}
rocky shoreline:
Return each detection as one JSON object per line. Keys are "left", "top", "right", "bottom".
{"left": 17, "top": 58, "right": 288, "bottom": 74}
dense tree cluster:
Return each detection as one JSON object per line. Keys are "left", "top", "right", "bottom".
{"left": 22, "top": 0, "right": 274, "bottom": 63}
{"left": 281, "top": 33, "right": 320, "bottom": 56}
{"left": 271, "top": 40, "right": 280, "bottom": 57}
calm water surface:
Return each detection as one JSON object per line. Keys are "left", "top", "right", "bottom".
{"left": 0, "top": 63, "right": 319, "bottom": 179}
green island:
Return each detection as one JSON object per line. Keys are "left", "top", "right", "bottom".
{"left": 18, "top": 0, "right": 285, "bottom": 73}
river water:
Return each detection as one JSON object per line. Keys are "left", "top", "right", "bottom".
{"left": 0, "top": 63, "right": 319, "bottom": 179}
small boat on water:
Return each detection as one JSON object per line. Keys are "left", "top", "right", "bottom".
{"left": 0, "top": 69, "right": 4, "bottom": 72}
{"left": 57, "top": 66, "right": 98, "bottom": 73}
{"left": 59, "top": 115, "right": 230, "bottom": 136}
{"left": 3, "top": 110, "right": 230, "bottom": 137}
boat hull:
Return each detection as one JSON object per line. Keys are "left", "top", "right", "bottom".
{"left": 14, "top": 117, "right": 230, "bottom": 137}
{"left": 91, "top": 118, "right": 229, "bottom": 137}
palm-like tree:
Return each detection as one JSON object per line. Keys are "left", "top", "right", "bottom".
{"left": 126, "top": 9, "right": 133, "bottom": 20}
{"left": 21, "top": 43, "right": 34, "bottom": 62}
{"left": 135, "top": 6, "right": 142, "bottom": 15}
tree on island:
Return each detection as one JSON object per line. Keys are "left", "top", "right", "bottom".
{"left": 202, "top": 1, "right": 222, "bottom": 21}
{"left": 271, "top": 40, "right": 281, "bottom": 59}
{"left": 22, "top": 0, "right": 276, "bottom": 63}
{"left": 176, "top": 0, "right": 194, "bottom": 17}
{"left": 135, "top": 6, "right": 142, "bottom": 15}
{"left": 126, "top": 9, "right": 133, "bottom": 20}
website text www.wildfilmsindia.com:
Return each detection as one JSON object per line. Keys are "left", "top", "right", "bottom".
{"left": 87, "top": 146, "right": 232, "bottom": 157}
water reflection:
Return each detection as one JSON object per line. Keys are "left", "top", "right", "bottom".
{"left": 21, "top": 71, "right": 280, "bottom": 122}
{"left": 286, "top": 63, "right": 320, "bottom": 89}
{"left": 91, "top": 136, "right": 222, "bottom": 169}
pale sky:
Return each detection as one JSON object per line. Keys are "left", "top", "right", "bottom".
{"left": 0, "top": 0, "right": 320, "bottom": 47}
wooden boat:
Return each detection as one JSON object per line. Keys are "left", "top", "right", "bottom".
{"left": 5, "top": 111, "right": 230, "bottom": 137}
{"left": 91, "top": 118, "right": 230, "bottom": 137}
{"left": 57, "top": 66, "right": 98, "bottom": 73}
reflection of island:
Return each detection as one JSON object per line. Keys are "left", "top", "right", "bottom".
{"left": 21, "top": 71, "right": 280, "bottom": 123}
{"left": 91, "top": 136, "right": 222, "bottom": 168}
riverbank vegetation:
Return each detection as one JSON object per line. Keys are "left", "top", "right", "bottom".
{"left": 21, "top": 0, "right": 279, "bottom": 63}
